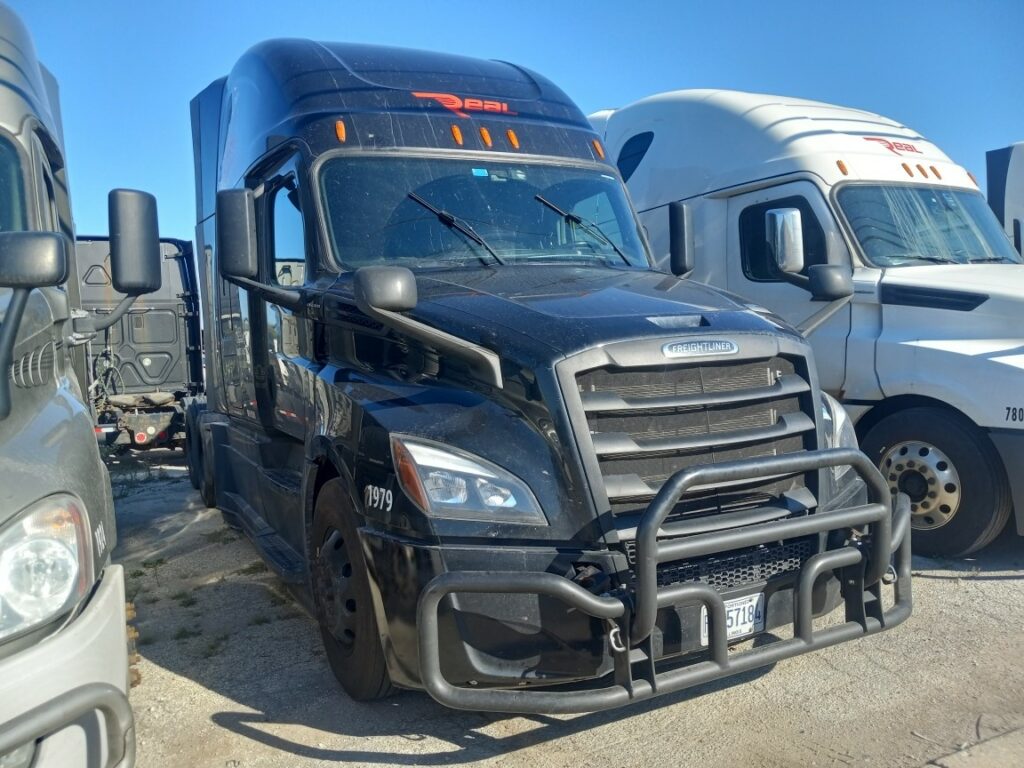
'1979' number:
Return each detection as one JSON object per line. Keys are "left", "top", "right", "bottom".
{"left": 363, "top": 484, "right": 393, "bottom": 512}
{"left": 1006, "top": 407, "right": 1024, "bottom": 422}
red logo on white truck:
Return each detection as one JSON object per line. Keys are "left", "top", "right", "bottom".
{"left": 864, "top": 137, "right": 922, "bottom": 155}
{"left": 412, "top": 91, "right": 516, "bottom": 118}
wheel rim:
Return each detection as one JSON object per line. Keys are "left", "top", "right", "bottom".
{"left": 879, "top": 440, "right": 962, "bottom": 530}
{"left": 312, "top": 528, "right": 358, "bottom": 649}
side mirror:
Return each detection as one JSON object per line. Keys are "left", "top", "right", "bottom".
{"left": 668, "top": 201, "right": 694, "bottom": 277}
{"left": 808, "top": 264, "right": 853, "bottom": 302}
{"left": 765, "top": 208, "right": 805, "bottom": 275}
{"left": 354, "top": 266, "right": 418, "bottom": 313}
{"left": 109, "top": 189, "right": 161, "bottom": 295}
{"left": 0, "top": 232, "right": 69, "bottom": 420}
{"left": 0, "top": 231, "right": 68, "bottom": 288}
{"left": 216, "top": 188, "right": 258, "bottom": 281}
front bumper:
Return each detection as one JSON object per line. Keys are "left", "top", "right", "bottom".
{"left": 0, "top": 565, "right": 134, "bottom": 767}
{"left": 414, "top": 448, "right": 911, "bottom": 714}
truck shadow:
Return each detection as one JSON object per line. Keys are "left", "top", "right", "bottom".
{"left": 910, "top": 523, "right": 1024, "bottom": 580}
{"left": 112, "top": 450, "right": 780, "bottom": 764}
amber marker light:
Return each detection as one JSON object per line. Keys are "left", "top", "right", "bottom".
{"left": 479, "top": 126, "right": 493, "bottom": 148}
{"left": 391, "top": 438, "right": 429, "bottom": 512}
{"left": 968, "top": 171, "right": 978, "bottom": 186}
{"left": 930, "top": 166, "right": 942, "bottom": 179}
{"left": 836, "top": 160, "right": 849, "bottom": 176}
{"left": 450, "top": 124, "right": 464, "bottom": 146}
{"left": 591, "top": 139, "right": 606, "bottom": 159}
{"left": 335, "top": 119, "right": 347, "bottom": 143}
{"left": 902, "top": 163, "right": 913, "bottom": 177}
{"left": 916, "top": 164, "right": 929, "bottom": 178}
{"left": 506, "top": 129, "right": 520, "bottom": 149}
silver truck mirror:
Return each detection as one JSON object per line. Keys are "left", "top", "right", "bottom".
{"left": 216, "top": 188, "right": 258, "bottom": 281}
{"left": 766, "top": 208, "right": 805, "bottom": 275}
{"left": 109, "top": 189, "right": 161, "bottom": 295}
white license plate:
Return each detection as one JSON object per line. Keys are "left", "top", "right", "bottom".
{"left": 700, "top": 593, "right": 766, "bottom": 646}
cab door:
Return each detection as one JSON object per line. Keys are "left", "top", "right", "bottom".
{"left": 252, "top": 154, "right": 311, "bottom": 441}
{"left": 725, "top": 180, "right": 852, "bottom": 394}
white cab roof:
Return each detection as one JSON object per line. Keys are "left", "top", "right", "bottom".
{"left": 593, "top": 89, "right": 977, "bottom": 212}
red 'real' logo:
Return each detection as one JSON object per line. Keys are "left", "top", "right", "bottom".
{"left": 412, "top": 91, "right": 516, "bottom": 118}
{"left": 864, "top": 137, "right": 922, "bottom": 156}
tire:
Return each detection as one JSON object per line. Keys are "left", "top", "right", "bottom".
{"left": 860, "top": 407, "right": 1012, "bottom": 557}
{"left": 310, "top": 479, "right": 393, "bottom": 701}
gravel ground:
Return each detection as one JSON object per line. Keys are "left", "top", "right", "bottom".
{"left": 110, "top": 450, "right": 1024, "bottom": 768}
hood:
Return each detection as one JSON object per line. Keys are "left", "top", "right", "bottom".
{"left": 384, "top": 265, "right": 794, "bottom": 363}
{"left": 881, "top": 263, "right": 1024, "bottom": 304}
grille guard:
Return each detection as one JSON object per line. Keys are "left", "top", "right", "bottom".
{"left": 417, "top": 448, "right": 912, "bottom": 714}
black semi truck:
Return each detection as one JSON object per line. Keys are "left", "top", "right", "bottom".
{"left": 76, "top": 236, "right": 204, "bottom": 449}
{"left": 187, "top": 40, "right": 911, "bottom": 713}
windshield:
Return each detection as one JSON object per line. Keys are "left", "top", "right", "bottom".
{"left": 318, "top": 154, "right": 650, "bottom": 270}
{"left": 837, "top": 184, "right": 1021, "bottom": 267}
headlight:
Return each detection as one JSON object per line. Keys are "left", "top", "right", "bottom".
{"left": 0, "top": 494, "right": 93, "bottom": 642}
{"left": 820, "top": 393, "right": 859, "bottom": 482}
{"left": 390, "top": 436, "right": 547, "bottom": 526}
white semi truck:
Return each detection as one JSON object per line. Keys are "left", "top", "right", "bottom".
{"left": 592, "top": 90, "right": 1024, "bottom": 557}
{"left": 987, "top": 142, "right": 1024, "bottom": 254}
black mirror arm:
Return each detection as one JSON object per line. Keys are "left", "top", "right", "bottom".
{"left": 796, "top": 295, "right": 853, "bottom": 336}
{"left": 0, "top": 287, "right": 30, "bottom": 420}
{"left": 227, "top": 275, "right": 305, "bottom": 311}
{"left": 780, "top": 271, "right": 810, "bottom": 290}
{"left": 90, "top": 294, "right": 137, "bottom": 332}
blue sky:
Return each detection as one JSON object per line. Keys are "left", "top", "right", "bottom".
{"left": 10, "top": 0, "right": 1024, "bottom": 239}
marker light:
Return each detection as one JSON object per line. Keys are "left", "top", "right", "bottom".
{"left": 967, "top": 171, "right": 978, "bottom": 186}
{"left": 591, "top": 139, "right": 606, "bottom": 159}
{"left": 506, "top": 129, "right": 520, "bottom": 149}
{"left": 450, "top": 124, "right": 464, "bottom": 146}
{"left": 916, "top": 164, "right": 928, "bottom": 178}
{"left": 479, "top": 127, "right": 493, "bottom": 148}
{"left": 930, "top": 166, "right": 942, "bottom": 179}
{"left": 335, "top": 119, "right": 347, "bottom": 143}
{"left": 836, "top": 160, "right": 849, "bottom": 176}
{"left": 901, "top": 163, "right": 913, "bottom": 177}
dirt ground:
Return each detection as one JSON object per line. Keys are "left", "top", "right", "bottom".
{"left": 110, "top": 450, "right": 1024, "bottom": 768}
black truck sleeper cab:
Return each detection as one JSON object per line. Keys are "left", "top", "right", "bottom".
{"left": 188, "top": 40, "right": 911, "bottom": 713}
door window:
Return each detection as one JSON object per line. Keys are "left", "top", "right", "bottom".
{"left": 268, "top": 176, "right": 307, "bottom": 286}
{"left": 739, "top": 195, "right": 827, "bottom": 281}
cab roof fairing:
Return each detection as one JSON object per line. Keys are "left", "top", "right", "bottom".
{"left": 596, "top": 89, "right": 974, "bottom": 212}
{"left": 0, "top": 2, "right": 63, "bottom": 152}
{"left": 195, "top": 39, "right": 606, "bottom": 215}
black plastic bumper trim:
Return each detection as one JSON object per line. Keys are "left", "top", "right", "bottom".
{"left": 416, "top": 449, "right": 911, "bottom": 714}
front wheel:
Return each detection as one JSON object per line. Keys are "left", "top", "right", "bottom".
{"left": 861, "top": 407, "right": 1011, "bottom": 557}
{"left": 310, "top": 479, "right": 393, "bottom": 701}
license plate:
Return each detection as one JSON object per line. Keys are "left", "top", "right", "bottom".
{"left": 700, "top": 593, "right": 766, "bottom": 646}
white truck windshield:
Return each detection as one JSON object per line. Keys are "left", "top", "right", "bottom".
{"left": 319, "top": 155, "right": 650, "bottom": 270}
{"left": 837, "top": 184, "right": 1021, "bottom": 267}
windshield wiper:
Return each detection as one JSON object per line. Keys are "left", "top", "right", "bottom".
{"left": 968, "top": 257, "right": 1016, "bottom": 264}
{"left": 406, "top": 192, "right": 505, "bottom": 266}
{"left": 534, "top": 194, "right": 631, "bottom": 266}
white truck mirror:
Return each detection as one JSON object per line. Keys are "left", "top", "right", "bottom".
{"left": 766, "top": 208, "right": 805, "bottom": 275}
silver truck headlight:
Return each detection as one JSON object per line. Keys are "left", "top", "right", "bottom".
{"left": 0, "top": 494, "right": 94, "bottom": 642}
{"left": 821, "top": 393, "right": 859, "bottom": 482}
{"left": 391, "top": 436, "right": 547, "bottom": 525}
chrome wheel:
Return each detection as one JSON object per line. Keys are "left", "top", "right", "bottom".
{"left": 880, "top": 440, "right": 961, "bottom": 530}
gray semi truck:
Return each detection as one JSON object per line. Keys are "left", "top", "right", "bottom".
{"left": 0, "top": 3, "right": 161, "bottom": 766}
{"left": 187, "top": 39, "right": 911, "bottom": 713}
{"left": 76, "top": 236, "right": 204, "bottom": 450}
